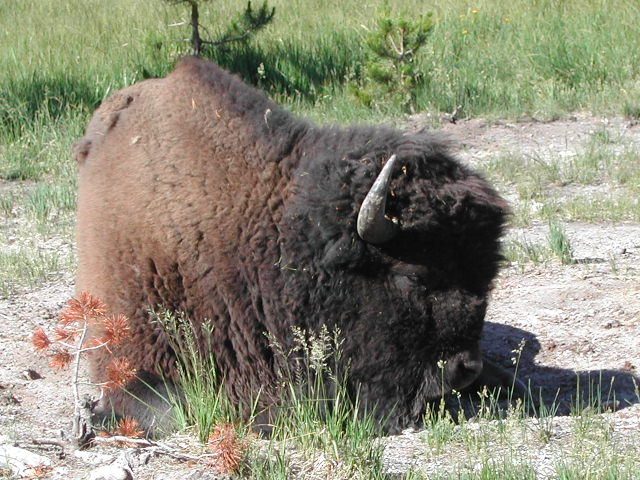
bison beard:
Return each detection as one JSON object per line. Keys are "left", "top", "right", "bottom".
{"left": 75, "top": 57, "right": 514, "bottom": 435}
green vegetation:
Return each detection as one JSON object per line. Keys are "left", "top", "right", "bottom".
{"left": 413, "top": 410, "right": 639, "bottom": 479}
{"left": 121, "top": 314, "right": 640, "bottom": 479}
{"left": 5, "top": 0, "right": 640, "bottom": 127}
{"left": 547, "top": 219, "right": 573, "bottom": 265}
{"left": 150, "top": 308, "right": 244, "bottom": 442}
{"left": 0, "top": 242, "right": 74, "bottom": 297}
{"left": 480, "top": 127, "right": 640, "bottom": 227}
{"left": 149, "top": 317, "right": 385, "bottom": 478}
{"left": 502, "top": 219, "right": 575, "bottom": 269}
{"left": 351, "top": 2, "right": 433, "bottom": 112}
{"left": 265, "top": 326, "right": 385, "bottom": 479}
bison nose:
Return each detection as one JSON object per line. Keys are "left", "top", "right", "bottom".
{"left": 460, "top": 351, "right": 483, "bottom": 377}
{"left": 450, "top": 348, "right": 483, "bottom": 390}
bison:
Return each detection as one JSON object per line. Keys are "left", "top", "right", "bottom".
{"left": 75, "top": 56, "right": 517, "bottom": 435}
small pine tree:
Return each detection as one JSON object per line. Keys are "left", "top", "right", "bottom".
{"left": 352, "top": 2, "right": 433, "bottom": 112}
{"left": 216, "top": 1, "right": 275, "bottom": 48}
{"left": 32, "top": 292, "right": 136, "bottom": 447}
{"left": 165, "top": 0, "right": 275, "bottom": 56}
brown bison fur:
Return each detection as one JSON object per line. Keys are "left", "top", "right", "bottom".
{"left": 75, "top": 56, "right": 516, "bottom": 435}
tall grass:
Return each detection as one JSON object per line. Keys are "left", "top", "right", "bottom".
{"left": 149, "top": 309, "right": 244, "bottom": 442}
{"left": 266, "top": 326, "right": 385, "bottom": 478}
{"left": 146, "top": 314, "right": 385, "bottom": 478}
{"left": 4, "top": 0, "right": 640, "bottom": 132}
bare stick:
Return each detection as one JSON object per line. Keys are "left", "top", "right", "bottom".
{"left": 90, "top": 436, "right": 219, "bottom": 462}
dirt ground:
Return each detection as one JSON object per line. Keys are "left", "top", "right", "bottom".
{"left": 1, "top": 114, "right": 639, "bottom": 479}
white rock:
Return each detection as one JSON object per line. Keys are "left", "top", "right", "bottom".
{"left": 0, "top": 444, "right": 52, "bottom": 477}
{"left": 73, "top": 449, "right": 115, "bottom": 465}
{"left": 88, "top": 464, "right": 133, "bottom": 480}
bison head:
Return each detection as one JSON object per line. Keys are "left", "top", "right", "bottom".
{"left": 273, "top": 130, "right": 508, "bottom": 432}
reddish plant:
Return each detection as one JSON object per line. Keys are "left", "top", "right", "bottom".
{"left": 32, "top": 327, "right": 51, "bottom": 351}
{"left": 101, "top": 313, "right": 131, "bottom": 348}
{"left": 115, "top": 417, "right": 145, "bottom": 438}
{"left": 48, "top": 347, "right": 73, "bottom": 370}
{"left": 206, "top": 423, "right": 249, "bottom": 475}
{"left": 105, "top": 357, "right": 137, "bottom": 390}
{"left": 31, "top": 292, "right": 136, "bottom": 444}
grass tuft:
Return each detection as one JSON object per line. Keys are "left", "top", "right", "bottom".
{"left": 547, "top": 219, "right": 573, "bottom": 265}
{"left": 149, "top": 308, "right": 242, "bottom": 443}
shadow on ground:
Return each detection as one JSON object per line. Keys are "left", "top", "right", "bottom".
{"left": 455, "top": 322, "right": 640, "bottom": 417}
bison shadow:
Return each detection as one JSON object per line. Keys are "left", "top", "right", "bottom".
{"left": 458, "top": 322, "right": 639, "bottom": 416}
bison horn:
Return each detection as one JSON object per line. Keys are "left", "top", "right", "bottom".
{"left": 357, "top": 154, "right": 399, "bottom": 244}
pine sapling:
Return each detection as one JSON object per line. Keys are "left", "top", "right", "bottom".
{"left": 32, "top": 292, "right": 137, "bottom": 448}
{"left": 352, "top": 1, "right": 434, "bottom": 112}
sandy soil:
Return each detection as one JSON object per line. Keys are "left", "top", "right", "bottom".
{"left": 1, "top": 114, "right": 638, "bottom": 479}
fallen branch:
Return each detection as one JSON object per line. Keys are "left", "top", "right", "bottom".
{"left": 30, "top": 439, "right": 66, "bottom": 459}
{"left": 91, "top": 436, "right": 156, "bottom": 448}
{"left": 31, "top": 439, "right": 66, "bottom": 449}
{"left": 90, "top": 436, "right": 218, "bottom": 462}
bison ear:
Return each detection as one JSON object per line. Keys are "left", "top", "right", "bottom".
{"left": 321, "top": 233, "right": 364, "bottom": 269}
{"left": 74, "top": 138, "right": 92, "bottom": 164}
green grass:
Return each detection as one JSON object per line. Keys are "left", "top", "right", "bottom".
{"left": 407, "top": 379, "right": 640, "bottom": 480}
{"left": 150, "top": 320, "right": 386, "bottom": 478}
{"left": 502, "top": 238, "right": 551, "bottom": 268}
{"left": 0, "top": 176, "right": 76, "bottom": 298}
{"left": 5, "top": 0, "right": 640, "bottom": 129}
{"left": 266, "top": 326, "right": 385, "bottom": 479}
{"left": 138, "top": 315, "right": 640, "bottom": 479}
{"left": 480, "top": 128, "right": 640, "bottom": 226}
{"left": 502, "top": 219, "right": 574, "bottom": 269}
{"left": 149, "top": 309, "right": 243, "bottom": 442}
{"left": 0, "top": 241, "right": 75, "bottom": 297}
{"left": 547, "top": 219, "right": 573, "bottom": 265}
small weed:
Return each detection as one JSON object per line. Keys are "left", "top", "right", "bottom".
{"left": 547, "top": 219, "right": 573, "bottom": 265}
{"left": 244, "top": 445, "right": 290, "bottom": 480}
{"left": 503, "top": 238, "right": 550, "bottom": 268}
{"left": 423, "top": 399, "right": 459, "bottom": 453}
{"left": 588, "top": 126, "right": 613, "bottom": 147}
{"left": 612, "top": 148, "right": 640, "bottom": 186}
{"left": 555, "top": 390, "right": 638, "bottom": 480}
{"left": 0, "top": 244, "right": 74, "bottom": 298}
{"left": 623, "top": 102, "right": 640, "bottom": 120}
{"left": 561, "top": 194, "right": 640, "bottom": 222}
{"left": 607, "top": 253, "right": 620, "bottom": 275}
{"left": 528, "top": 389, "right": 561, "bottom": 444}
{"left": 0, "top": 193, "right": 15, "bottom": 218}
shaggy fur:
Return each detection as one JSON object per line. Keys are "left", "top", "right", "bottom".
{"left": 76, "top": 57, "right": 510, "bottom": 434}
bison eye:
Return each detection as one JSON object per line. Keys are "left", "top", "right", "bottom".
{"left": 392, "top": 272, "right": 429, "bottom": 295}
{"left": 404, "top": 273, "right": 421, "bottom": 284}
{"left": 390, "top": 264, "right": 428, "bottom": 282}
